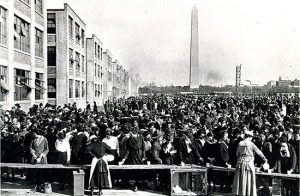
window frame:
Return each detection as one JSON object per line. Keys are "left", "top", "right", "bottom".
{"left": 68, "top": 16, "right": 73, "bottom": 39}
{"left": 35, "top": 0, "right": 43, "bottom": 15}
{"left": 69, "top": 79, "right": 73, "bottom": 98}
{"left": 14, "top": 68, "right": 31, "bottom": 101}
{"left": 47, "top": 78, "right": 56, "bottom": 98}
{"left": 14, "top": 15, "right": 30, "bottom": 53}
{"left": 0, "top": 6, "right": 7, "bottom": 45}
{"left": 47, "top": 13, "right": 56, "bottom": 34}
{"left": 35, "top": 72, "right": 44, "bottom": 100}
{"left": 35, "top": 28, "right": 43, "bottom": 57}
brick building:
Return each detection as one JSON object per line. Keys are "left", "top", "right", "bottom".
{"left": 47, "top": 3, "right": 86, "bottom": 108}
{"left": 0, "top": 0, "right": 47, "bottom": 111}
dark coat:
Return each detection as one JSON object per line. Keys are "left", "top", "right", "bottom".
{"left": 174, "top": 136, "right": 200, "bottom": 164}
{"left": 215, "top": 140, "right": 229, "bottom": 167}
{"left": 70, "top": 133, "right": 87, "bottom": 164}
{"left": 273, "top": 143, "right": 297, "bottom": 173}
{"left": 124, "top": 135, "right": 145, "bottom": 165}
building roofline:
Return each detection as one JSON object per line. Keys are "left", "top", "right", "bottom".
{"left": 47, "top": 9, "right": 65, "bottom": 11}
{"left": 47, "top": 3, "right": 86, "bottom": 26}
{"left": 90, "top": 34, "right": 103, "bottom": 45}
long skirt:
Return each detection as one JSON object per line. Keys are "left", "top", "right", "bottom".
{"left": 90, "top": 159, "right": 109, "bottom": 189}
{"left": 233, "top": 160, "right": 256, "bottom": 196}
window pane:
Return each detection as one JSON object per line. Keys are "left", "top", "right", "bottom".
{"left": 14, "top": 15, "right": 30, "bottom": 53}
{"left": 35, "top": 28, "right": 43, "bottom": 57}
{"left": 14, "top": 68, "right": 31, "bottom": 101}
{"left": 47, "top": 46, "right": 56, "bottom": 66}
{"left": 69, "top": 79, "right": 73, "bottom": 98}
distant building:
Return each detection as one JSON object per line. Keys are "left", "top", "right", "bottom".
{"left": 47, "top": 3, "right": 87, "bottom": 108}
{"left": 267, "top": 80, "right": 276, "bottom": 87}
{"left": 291, "top": 79, "right": 300, "bottom": 87}
{"left": 103, "top": 49, "right": 113, "bottom": 101}
{"left": 0, "top": 0, "right": 47, "bottom": 111}
{"left": 276, "top": 76, "right": 300, "bottom": 87}
{"left": 112, "top": 60, "right": 121, "bottom": 99}
{"left": 86, "top": 34, "right": 104, "bottom": 106}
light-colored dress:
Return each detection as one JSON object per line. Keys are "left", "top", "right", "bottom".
{"left": 233, "top": 140, "right": 265, "bottom": 196}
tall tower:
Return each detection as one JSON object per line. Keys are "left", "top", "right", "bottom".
{"left": 236, "top": 64, "right": 242, "bottom": 93}
{"left": 189, "top": 4, "right": 200, "bottom": 89}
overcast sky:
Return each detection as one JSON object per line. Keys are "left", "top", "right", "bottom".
{"left": 47, "top": 0, "right": 300, "bottom": 86}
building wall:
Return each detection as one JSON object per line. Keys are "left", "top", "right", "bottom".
{"left": 103, "top": 49, "right": 113, "bottom": 101}
{"left": 47, "top": 3, "right": 86, "bottom": 108}
{"left": 86, "top": 34, "right": 104, "bottom": 106}
{"left": 0, "top": 0, "right": 47, "bottom": 111}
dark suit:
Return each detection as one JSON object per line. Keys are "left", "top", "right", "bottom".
{"left": 215, "top": 140, "right": 231, "bottom": 188}
{"left": 70, "top": 133, "right": 87, "bottom": 164}
{"left": 215, "top": 140, "right": 229, "bottom": 167}
{"left": 174, "top": 136, "right": 200, "bottom": 164}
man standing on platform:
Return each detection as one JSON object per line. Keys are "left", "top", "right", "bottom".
{"left": 121, "top": 127, "right": 146, "bottom": 192}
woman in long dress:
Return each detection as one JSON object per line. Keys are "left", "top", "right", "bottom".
{"left": 30, "top": 128, "right": 49, "bottom": 192}
{"left": 233, "top": 129, "right": 267, "bottom": 196}
{"left": 87, "top": 135, "right": 112, "bottom": 196}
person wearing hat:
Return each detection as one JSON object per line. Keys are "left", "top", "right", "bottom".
{"left": 233, "top": 129, "right": 267, "bottom": 196}
{"left": 87, "top": 135, "right": 112, "bottom": 196}
{"left": 228, "top": 127, "right": 244, "bottom": 168}
{"left": 214, "top": 127, "right": 231, "bottom": 192}
{"left": 173, "top": 128, "right": 201, "bottom": 165}
{"left": 271, "top": 136, "right": 298, "bottom": 195}
{"left": 121, "top": 126, "right": 146, "bottom": 192}
{"left": 70, "top": 126, "right": 88, "bottom": 164}
{"left": 55, "top": 132, "right": 71, "bottom": 190}
{"left": 30, "top": 128, "right": 49, "bottom": 192}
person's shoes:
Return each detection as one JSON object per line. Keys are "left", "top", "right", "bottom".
{"left": 33, "top": 185, "right": 41, "bottom": 192}
{"left": 133, "top": 185, "right": 138, "bottom": 192}
{"left": 33, "top": 185, "right": 37, "bottom": 192}
{"left": 97, "top": 190, "right": 103, "bottom": 195}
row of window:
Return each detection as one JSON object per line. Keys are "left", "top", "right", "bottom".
{"left": 0, "top": 6, "right": 44, "bottom": 56}
{"left": 69, "top": 16, "right": 85, "bottom": 47}
{"left": 69, "top": 79, "right": 85, "bottom": 98}
{"left": 95, "top": 84, "right": 102, "bottom": 97}
{"left": 69, "top": 48, "right": 85, "bottom": 73}
{"left": 94, "top": 63, "right": 103, "bottom": 79}
{"left": 95, "top": 42, "right": 103, "bottom": 60}
{"left": 0, "top": 66, "right": 44, "bottom": 101}
{"left": 108, "top": 71, "right": 112, "bottom": 82}
{"left": 19, "top": 0, "right": 43, "bottom": 14}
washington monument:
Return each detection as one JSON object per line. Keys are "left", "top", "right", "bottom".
{"left": 189, "top": 4, "right": 200, "bottom": 89}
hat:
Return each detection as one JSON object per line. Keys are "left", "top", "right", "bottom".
{"left": 245, "top": 129, "right": 254, "bottom": 137}
{"left": 90, "top": 135, "right": 97, "bottom": 141}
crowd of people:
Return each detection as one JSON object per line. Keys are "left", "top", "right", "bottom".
{"left": 1, "top": 94, "right": 299, "bottom": 195}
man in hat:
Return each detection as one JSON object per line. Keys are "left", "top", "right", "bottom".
{"left": 173, "top": 128, "right": 201, "bottom": 165}
{"left": 215, "top": 127, "right": 231, "bottom": 192}
{"left": 70, "top": 126, "right": 88, "bottom": 164}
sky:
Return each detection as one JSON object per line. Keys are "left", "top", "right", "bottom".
{"left": 47, "top": 0, "right": 300, "bottom": 86}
